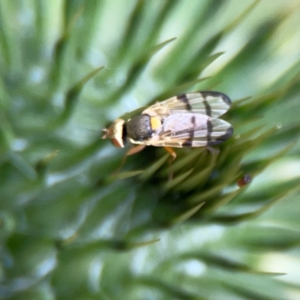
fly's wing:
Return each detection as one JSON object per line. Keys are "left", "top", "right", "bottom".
{"left": 142, "top": 91, "right": 231, "bottom": 118}
{"left": 143, "top": 115, "right": 233, "bottom": 148}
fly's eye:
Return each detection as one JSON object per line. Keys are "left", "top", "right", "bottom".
{"left": 111, "top": 138, "right": 123, "bottom": 148}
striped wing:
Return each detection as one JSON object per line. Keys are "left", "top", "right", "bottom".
{"left": 145, "top": 114, "right": 233, "bottom": 148}
{"left": 142, "top": 91, "right": 231, "bottom": 118}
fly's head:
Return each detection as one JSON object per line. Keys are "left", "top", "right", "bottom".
{"left": 102, "top": 119, "right": 126, "bottom": 148}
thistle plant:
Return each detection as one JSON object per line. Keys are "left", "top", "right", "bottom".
{"left": 1, "top": 1, "right": 300, "bottom": 299}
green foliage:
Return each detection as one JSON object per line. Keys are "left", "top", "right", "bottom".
{"left": 1, "top": 1, "right": 300, "bottom": 299}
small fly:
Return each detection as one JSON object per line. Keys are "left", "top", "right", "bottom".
{"left": 102, "top": 91, "right": 233, "bottom": 158}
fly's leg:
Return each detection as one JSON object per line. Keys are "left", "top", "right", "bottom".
{"left": 113, "top": 145, "right": 146, "bottom": 176}
{"left": 113, "top": 146, "right": 175, "bottom": 179}
{"left": 164, "top": 147, "right": 176, "bottom": 181}
{"left": 164, "top": 147, "right": 176, "bottom": 160}
{"left": 126, "top": 145, "right": 146, "bottom": 156}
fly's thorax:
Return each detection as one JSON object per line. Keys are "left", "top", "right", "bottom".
{"left": 102, "top": 119, "right": 126, "bottom": 148}
{"left": 126, "top": 114, "right": 162, "bottom": 141}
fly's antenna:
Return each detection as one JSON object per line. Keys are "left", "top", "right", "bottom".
{"left": 102, "top": 128, "right": 108, "bottom": 139}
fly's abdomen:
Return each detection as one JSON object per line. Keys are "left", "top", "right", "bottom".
{"left": 162, "top": 113, "right": 209, "bottom": 134}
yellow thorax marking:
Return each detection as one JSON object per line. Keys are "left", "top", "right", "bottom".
{"left": 150, "top": 116, "right": 161, "bottom": 130}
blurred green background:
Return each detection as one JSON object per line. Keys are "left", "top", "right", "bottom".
{"left": 1, "top": 1, "right": 300, "bottom": 299}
